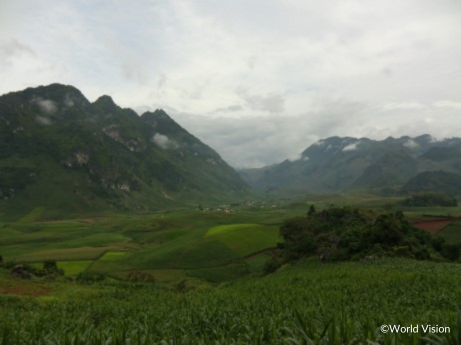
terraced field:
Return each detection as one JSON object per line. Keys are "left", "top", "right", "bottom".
{"left": 2, "top": 197, "right": 461, "bottom": 284}
{"left": 0, "top": 203, "right": 300, "bottom": 282}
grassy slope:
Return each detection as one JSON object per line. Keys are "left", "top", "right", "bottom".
{"left": 0, "top": 201, "right": 304, "bottom": 282}
{"left": 205, "top": 223, "right": 280, "bottom": 256}
{"left": 2, "top": 194, "right": 461, "bottom": 283}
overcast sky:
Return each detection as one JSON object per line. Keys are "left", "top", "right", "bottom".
{"left": 1, "top": 0, "right": 461, "bottom": 168}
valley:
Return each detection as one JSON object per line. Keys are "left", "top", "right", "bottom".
{"left": 3, "top": 0, "right": 461, "bottom": 341}
{"left": 3, "top": 189, "right": 461, "bottom": 343}
{"left": 2, "top": 194, "right": 461, "bottom": 283}
{"left": 0, "top": 198, "right": 306, "bottom": 283}
{"left": 2, "top": 85, "right": 461, "bottom": 344}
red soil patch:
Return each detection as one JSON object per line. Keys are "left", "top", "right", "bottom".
{"left": 413, "top": 217, "right": 461, "bottom": 235}
{"left": 0, "top": 280, "right": 52, "bottom": 297}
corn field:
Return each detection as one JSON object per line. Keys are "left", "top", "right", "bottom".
{"left": 1, "top": 258, "right": 461, "bottom": 344}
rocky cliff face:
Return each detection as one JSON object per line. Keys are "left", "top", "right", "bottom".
{"left": 0, "top": 84, "right": 249, "bottom": 217}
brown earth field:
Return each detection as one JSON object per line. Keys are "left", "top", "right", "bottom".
{"left": 413, "top": 217, "right": 461, "bottom": 235}
{"left": 0, "top": 279, "right": 52, "bottom": 297}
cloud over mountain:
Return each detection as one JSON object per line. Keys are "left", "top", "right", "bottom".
{"left": 1, "top": 0, "right": 461, "bottom": 167}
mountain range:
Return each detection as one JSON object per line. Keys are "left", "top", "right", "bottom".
{"left": 0, "top": 84, "right": 249, "bottom": 218}
{"left": 2, "top": 83, "right": 460, "bottom": 219}
{"left": 239, "top": 135, "right": 461, "bottom": 196}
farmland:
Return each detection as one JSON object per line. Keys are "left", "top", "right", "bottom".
{"left": 2, "top": 195, "right": 461, "bottom": 343}
{"left": 2, "top": 258, "right": 461, "bottom": 344}
{"left": 0, "top": 199, "right": 304, "bottom": 282}
{"left": 2, "top": 195, "right": 461, "bottom": 281}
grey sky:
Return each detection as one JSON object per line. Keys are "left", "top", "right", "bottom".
{"left": 1, "top": 0, "right": 461, "bottom": 167}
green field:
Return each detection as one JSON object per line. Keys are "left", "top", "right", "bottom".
{"left": 2, "top": 195, "right": 461, "bottom": 283}
{"left": 205, "top": 223, "right": 280, "bottom": 256}
{"left": 0, "top": 202, "right": 301, "bottom": 282}
{"left": 438, "top": 221, "right": 461, "bottom": 244}
{"left": 2, "top": 195, "right": 461, "bottom": 343}
{"left": 56, "top": 260, "right": 93, "bottom": 276}
{"left": 2, "top": 258, "right": 461, "bottom": 344}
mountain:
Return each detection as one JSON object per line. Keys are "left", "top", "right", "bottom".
{"left": 0, "top": 84, "right": 249, "bottom": 218}
{"left": 401, "top": 171, "right": 461, "bottom": 196}
{"left": 239, "top": 135, "right": 461, "bottom": 195}
{"left": 350, "top": 150, "right": 418, "bottom": 191}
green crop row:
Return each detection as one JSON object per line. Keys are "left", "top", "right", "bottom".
{"left": 1, "top": 258, "right": 461, "bottom": 344}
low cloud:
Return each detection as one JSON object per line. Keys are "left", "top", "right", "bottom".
{"left": 64, "top": 94, "right": 75, "bottom": 108}
{"left": 287, "top": 154, "right": 310, "bottom": 162}
{"left": 3, "top": 1, "right": 461, "bottom": 169}
{"left": 31, "top": 96, "right": 58, "bottom": 114}
{"left": 343, "top": 142, "right": 359, "bottom": 151}
{"left": 312, "top": 140, "right": 325, "bottom": 146}
{"left": 152, "top": 133, "right": 178, "bottom": 149}
{"left": 287, "top": 153, "right": 302, "bottom": 162}
{"left": 403, "top": 139, "right": 419, "bottom": 149}
{"left": 38, "top": 99, "right": 58, "bottom": 114}
{"left": 170, "top": 98, "right": 366, "bottom": 168}
{"left": 35, "top": 115, "right": 52, "bottom": 125}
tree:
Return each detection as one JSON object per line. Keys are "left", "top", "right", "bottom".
{"left": 43, "top": 259, "right": 58, "bottom": 271}
{"left": 275, "top": 206, "right": 440, "bottom": 264}
{"left": 402, "top": 192, "right": 458, "bottom": 207}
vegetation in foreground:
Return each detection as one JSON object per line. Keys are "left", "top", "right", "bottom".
{"left": 2, "top": 196, "right": 461, "bottom": 343}
{"left": 1, "top": 258, "right": 461, "bottom": 344}
{"left": 265, "top": 206, "right": 460, "bottom": 274}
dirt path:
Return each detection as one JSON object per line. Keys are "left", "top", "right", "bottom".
{"left": 244, "top": 247, "right": 277, "bottom": 260}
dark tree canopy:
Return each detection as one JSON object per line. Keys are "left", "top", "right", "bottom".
{"left": 266, "top": 206, "right": 458, "bottom": 272}
{"left": 402, "top": 192, "right": 458, "bottom": 207}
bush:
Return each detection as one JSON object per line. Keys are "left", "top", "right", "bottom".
{"left": 277, "top": 207, "right": 438, "bottom": 263}
{"left": 263, "top": 255, "right": 284, "bottom": 274}
{"left": 43, "top": 260, "right": 58, "bottom": 271}
{"left": 440, "top": 244, "right": 460, "bottom": 261}
{"left": 431, "top": 237, "right": 445, "bottom": 252}
{"left": 76, "top": 271, "right": 106, "bottom": 284}
{"left": 403, "top": 192, "right": 458, "bottom": 207}
{"left": 126, "top": 271, "right": 155, "bottom": 283}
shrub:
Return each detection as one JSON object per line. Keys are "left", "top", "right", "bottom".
{"left": 403, "top": 192, "right": 458, "bottom": 207}
{"left": 76, "top": 271, "right": 106, "bottom": 284}
{"left": 275, "top": 206, "right": 439, "bottom": 264}
{"left": 263, "top": 255, "right": 284, "bottom": 274}
{"left": 126, "top": 271, "right": 155, "bottom": 283}
{"left": 441, "top": 244, "right": 461, "bottom": 261}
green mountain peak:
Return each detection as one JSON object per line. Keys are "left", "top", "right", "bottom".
{"left": 0, "top": 84, "right": 249, "bottom": 218}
